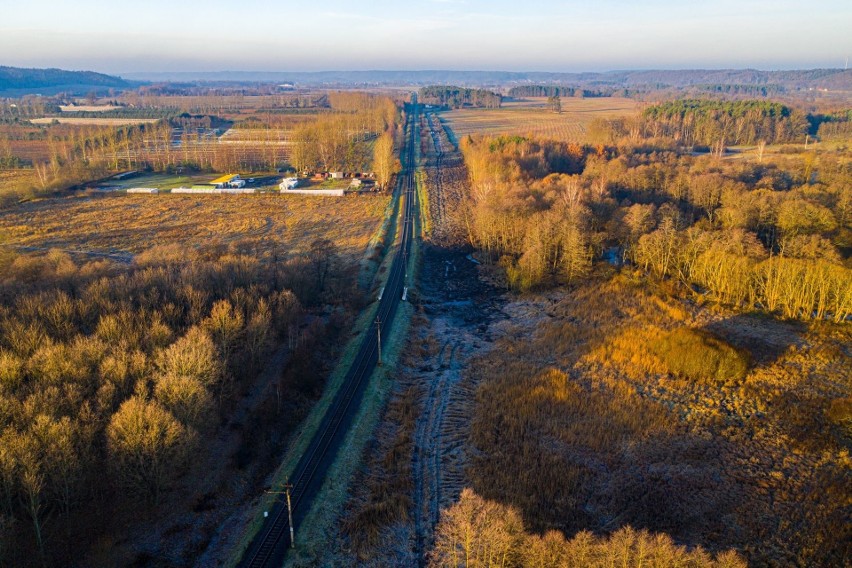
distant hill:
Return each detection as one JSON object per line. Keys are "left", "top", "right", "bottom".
{"left": 0, "top": 66, "right": 131, "bottom": 96}
{"left": 122, "top": 69, "right": 852, "bottom": 91}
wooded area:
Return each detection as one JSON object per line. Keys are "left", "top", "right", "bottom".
{"left": 443, "top": 95, "right": 851, "bottom": 568}
{"left": 0, "top": 204, "right": 384, "bottom": 565}
{"left": 459, "top": 104, "right": 851, "bottom": 321}
{"left": 429, "top": 489, "right": 746, "bottom": 567}
{"left": 419, "top": 86, "right": 502, "bottom": 109}
{"left": 507, "top": 85, "right": 628, "bottom": 99}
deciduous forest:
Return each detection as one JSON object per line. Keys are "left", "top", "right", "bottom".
{"left": 434, "top": 97, "right": 851, "bottom": 567}
{"left": 419, "top": 86, "right": 503, "bottom": 109}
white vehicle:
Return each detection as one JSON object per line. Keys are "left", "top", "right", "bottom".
{"left": 279, "top": 177, "right": 300, "bottom": 190}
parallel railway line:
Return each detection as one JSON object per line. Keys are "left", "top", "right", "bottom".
{"left": 237, "top": 95, "right": 420, "bottom": 568}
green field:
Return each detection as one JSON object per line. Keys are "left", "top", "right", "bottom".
{"left": 94, "top": 172, "right": 215, "bottom": 190}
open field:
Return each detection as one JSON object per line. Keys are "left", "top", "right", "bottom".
{"left": 59, "top": 105, "right": 123, "bottom": 112}
{"left": 0, "top": 191, "right": 391, "bottom": 260}
{"left": 0, "top": 169, "right": 35, "bottom": 188}
{"left": 441, "top": 96, "right": 642, "bottom": 141}
{"left": 30, "top": 116, "right": 161, "bottom": 125}
{"left": 92, "top": 172, "right": 235, "bottom": 190}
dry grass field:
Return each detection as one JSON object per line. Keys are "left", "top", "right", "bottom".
{"left": 0, "top": 192, "right": 391, "bottom": 261}
{"left": 0, "top": 169, "right": 35, "bottom": 188}
{"left": 465, "top": 273, "right": 851, "bottom": 566}
{"left": 30, "top": 117, "right": 161, "bottom": 125}
{"left": 441, "top": 97, "right": 642, "bottom": 142}
{"left": 59, "top": 105, "right": 122, "bottom": 112}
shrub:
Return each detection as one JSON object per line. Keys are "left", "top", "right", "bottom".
{"left": 648, "top": 327, "right": 750, "bottom": 383}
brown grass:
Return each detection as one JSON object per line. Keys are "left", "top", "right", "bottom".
{"left": 442, "top": 97, "right": 641, "bottom": 142}
{"left": 0, "top": 192, "right": 391, "bottom": 262}
{"left": 341, "top": 383, "right": 419, "bottom": 558}
{"left": 466, "top": 272, "right": 852, "bottom": 566}
{"left": 593, "top": 326, "right": 751, "bottom": 384}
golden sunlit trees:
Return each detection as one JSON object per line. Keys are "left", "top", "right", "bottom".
{"left": 635, "top": 217, "right": 682, "bottom": 280}
{"left": 106, "top": 396, "right": 195, "bottom": 505}
{"left": 155, "top": 327, "right": 221, "bottom": 391}
{"left": 0, "top": 244, "right": 315, "bottom": 561}
{"left": 429, "top": 488, "right": 524, "bottom": 568}
{"left": 373, "top": 130, "right": 398, "bottom": 190}
{"left": 429, "top": 489, "right": 747, "bottom": 568}
{"left": 458, "top": 136, "right": 593, "bottom": 290}
{"left": 153, "top": 374, "right": 213, "bottom": 433}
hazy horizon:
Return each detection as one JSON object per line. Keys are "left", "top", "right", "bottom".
{"left": 2, "top": 0, "right": 850, "bottom": 75}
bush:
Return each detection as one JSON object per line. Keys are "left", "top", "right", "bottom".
{"left": 649, "top": 327, "right": 750, "bottom": 383}
{"left": 827, "top": 396, "right": 852, "bottom": 437}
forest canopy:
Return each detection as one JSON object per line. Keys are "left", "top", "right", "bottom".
{"left": 419, "top": 86, "right": 502, "bottom": 109}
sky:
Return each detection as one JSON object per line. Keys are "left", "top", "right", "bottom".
{"left": 1, "top": 0, "right": 850, "bottom": 75}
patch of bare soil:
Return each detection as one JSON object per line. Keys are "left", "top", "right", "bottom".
{"left": 334, "top": 243, "right": 505, "bottom": 567}
{"left": 421, "top": 112, "right": 469, "bottom": 247}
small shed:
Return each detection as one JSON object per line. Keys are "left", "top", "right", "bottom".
{"left": 329, "top": 172, "right": 344, "bottom": 179}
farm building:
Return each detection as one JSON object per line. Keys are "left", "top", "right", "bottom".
{"left": 279, "top": 177, "right": 300, "bottom": 190}
{"left": 126, "top": 188, "right": 158, "bottom": 194}
{"left": 210, "top": 174, "right": 245, "bottom": 188}
{"left": 329, "top": 172, "right": 345, "bottom": 179}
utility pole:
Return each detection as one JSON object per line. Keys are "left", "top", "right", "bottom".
{"left": 265, "top": 482, "right": 296, "bottom": 549}
{"left": 376, "top": 316, "right": 382, "bottom": 366}
{"left": 285, "top": 483, "right": 294, "bottom": 549}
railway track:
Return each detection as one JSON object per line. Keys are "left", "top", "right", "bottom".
{"left": 425, "top": 112, "right": 447, "bottom": 232}
{"left": 237, "top": 95, "right": 420, "bottom": 568}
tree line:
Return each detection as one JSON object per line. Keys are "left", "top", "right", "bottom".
{"left": 290, "top": 93, "right": 399, "bottom": 174}
{"left": 507, "top": 85, "right": 627, "bottom": 99}
{"left": 811, "top": 109, "right": 852, "bottom": 140}
{"left": 694, "top": 84, "right": 785, "bottom": 97}
{"left": 419, "top": 86, "right": 502, "bottom": 109}
{"left": 640, "top": 99, "right": 809, "bottom": 147}
{"left": 429, "top": 489, "right": 746, "bottom": 568}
